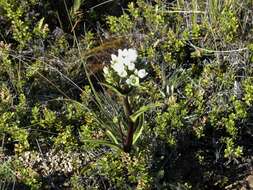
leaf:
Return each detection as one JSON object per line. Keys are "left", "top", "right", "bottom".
{"left": 37, "top": 17, "right": 45, "bottom": 30}
{"left": 130, "top": 102, "right": 163, "bottom": 123}
{"left": 132, "top": 113, "right": 144, "bottom": 145}
{"left": 99, "top": 82, "right": 125, "bottom": 97}
{"left": 83, "top": 139, "right": 122, "bottom": 151}
{"left": 72, "top": 0, "right": 82, "bottom": 13}
{"left": 106, "top": 130, "right": 119, "bottom": 145}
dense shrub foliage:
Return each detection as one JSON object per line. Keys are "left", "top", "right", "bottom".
{"left": 0, "top": 0, "right": 253, "bottom": 189}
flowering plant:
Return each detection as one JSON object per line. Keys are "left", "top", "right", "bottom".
{"left": 91, "top": 48, "right": 162, "bottom": 153}
{"left": 103, "top": 48, "right": 148, "bottom": 87}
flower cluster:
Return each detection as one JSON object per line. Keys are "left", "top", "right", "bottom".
{"left": 103, "top": 48, "right": 148, "bottom": 87}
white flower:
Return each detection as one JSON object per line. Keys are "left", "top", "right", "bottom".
{"left": 118, "top": 69, "right": 128, "bottom": 78}
{"left": 111, "top": 54, "right": 118, "bottom": 64}
{"left": 126, "top": 74, "right": 139, "bottom": 86}
{"left": 118, "top": 48, "right": 138, "bottom": 64}
{"left": 125, "top": 61, "right": 135, "bottom": 71}
{"left": 111, "top": 60, "right": 128, "bottom": 78}
{"left": 126, "top": 48, "right": 138, "bottom": 62}
{"left": 111, "top": 62, "right": 125, "bottom": 73}
{"left": 137, "top": 69, "right": 148, "bottom": 78}
{"left": 118, "top": 49, "right": 128, "bottom": 58}
{"left": 107, "top": 48, "right": 139, "bottom": 79}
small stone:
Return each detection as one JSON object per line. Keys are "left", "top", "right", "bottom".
{"left": 246, "top": 175, "right": 253, "bottom": 189}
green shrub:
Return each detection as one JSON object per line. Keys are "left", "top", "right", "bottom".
{"left": 0, "top": 0, "right": 253, "bottom": 189}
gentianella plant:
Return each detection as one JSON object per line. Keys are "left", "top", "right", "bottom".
{"left": 103, "top": 48, "right": 148, "bottom": 87}
{"left": 96, "top": 48, "right": 161, "bottom": 153}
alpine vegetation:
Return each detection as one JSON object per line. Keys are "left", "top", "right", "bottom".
{"left": 0, "top": 0, "right": 253, "bottom": 189}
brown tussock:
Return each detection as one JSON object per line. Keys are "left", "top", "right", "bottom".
{"left": 82, "top": 37, "right": 127, "bottom": 75}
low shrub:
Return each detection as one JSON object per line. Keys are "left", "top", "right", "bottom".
{"left": 0, "top": 0, "right": 253, "bottom": 189}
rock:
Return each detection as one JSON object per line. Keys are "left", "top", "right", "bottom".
{"left": 246, "top": 175, "right": 253, "bottom": 189}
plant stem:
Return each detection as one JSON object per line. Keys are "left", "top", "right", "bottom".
{"left": 122, "top": 95, "right": 135, "bottom": 153}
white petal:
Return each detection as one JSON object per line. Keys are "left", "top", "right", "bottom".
{"left": 127, "top": 62, "right": 135, "bottom": 71}
{"left": 111, "top": 62, "right": 125, "bottom": 73}
{"left": 118, "top": 49, "right": 123, "bottom": 55}
{"left": 118, "top": 49, "right": 128, "bottom": 59}
{"left": 122, "top": 49, "right": 128, "bottom": 56}
{"left": 111, "top": 54, "right": 117, "bottom": 61}
{"left": 118, "top": 70, "right": 128, "bottom": 78}
{"left": 137, "top": 69, "right": 148, "bottom": 78}
{"left": 127, "top": 48, "right": 138, "bottom": 62}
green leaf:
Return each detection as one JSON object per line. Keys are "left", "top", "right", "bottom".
{"left": 106, "top": 130, "right": 119, "bottom": 145}
{"left": 132, "top": 113, "right": 144, "bottom": 145}
{"left": 37, "top": 17, "right": 45, "bottom": 30}
{"left": 130, "top": 102, "right": 163, "bottom": 123}
{"left": 72, "top": 0, "right": 82, "bottom": 13}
